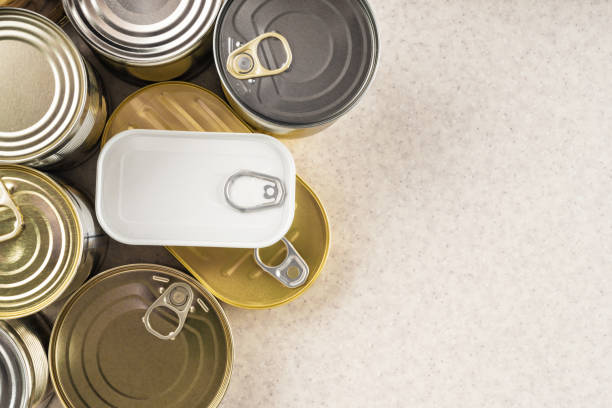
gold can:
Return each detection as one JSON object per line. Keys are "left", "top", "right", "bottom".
{"left": 103, "top": 82, "right": 331, "bottom": 308}
{"left": 0, "top": 165, "right": 107, "bottom": 319}
{"left": 49, "top": 264, "right": 233, "bottom": 408}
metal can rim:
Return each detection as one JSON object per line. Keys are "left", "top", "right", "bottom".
{"left": 62, "top": 0, "right": 221, "bottom": 66}
{"left": 212, "top": 0, "right": 380, "bottom": 130}
{"left": 49, "top": 263, "right": 234, "bottom": 408}
{"left": 0, "top": 165, "right": 85, "bottom": 319}
{"left": 168, "top": 175, "right": 332, "bottom": 309}
{"left": 0, "top": 8, "right": 89, "bottom": 164}
{"left": 101, "top": 81, "right": 254, "bottom": 145}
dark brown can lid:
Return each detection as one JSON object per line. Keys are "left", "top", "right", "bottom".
{"left": 214, "top": 0, "right": 379, "bottom": 127}
{"left": 50, "top": 264, "right": 233, "bottom": 408}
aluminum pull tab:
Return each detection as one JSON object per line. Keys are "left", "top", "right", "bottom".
{"left": 143, "top": 282, "right": 194, "bottom": 341}
{"left": 0, "top": 180, "right": 24, "bottom": 244}
{"left": 224, "top": 170, "right": 285, "bottom": 212}
{"left": 226, "top": 32, "right": 293, "bottom": 80}
{"left": 254, "top": 237, "right": 309, "bottom": 288}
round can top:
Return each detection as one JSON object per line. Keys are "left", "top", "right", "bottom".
{"left": 0, "top": 8, "right": 86, "bottom": 164}
{"left": 0, "top": 165, "right": 82, "bottom": 319}
{"left": 50, "top": 264, "right": 233, "bottom": 408}
{"left": 0, "top": 322, "right": 30, "bottom": 408}
{"left": 214, "top": 0, "right": 379, "bottom": 127}
{"left": 63, "top": 0, "right": 223, "bottom": 65}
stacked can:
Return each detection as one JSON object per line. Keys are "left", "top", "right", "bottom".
{"left": 0, "top": 0, "right": 379, "bottom": 406}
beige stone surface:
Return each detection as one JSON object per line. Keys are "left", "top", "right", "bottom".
{"left": 45, "top": 1, "right": 612, "bottom": 407}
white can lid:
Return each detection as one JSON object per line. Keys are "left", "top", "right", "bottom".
{"left": 96, "top": 130, "right": 296, "bottom": 248}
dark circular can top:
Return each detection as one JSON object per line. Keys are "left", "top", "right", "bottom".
{"left": 214, "top": 0, "right": 379, "bottom": 127}
{"left": 49, "top": 264, "right": 233, "bottom": 408}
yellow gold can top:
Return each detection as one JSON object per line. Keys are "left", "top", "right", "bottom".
{"left": 0, "top": 165, "right": 82, "bottom": 318}
{"left": 49, "top": 264, "right": 233, "bottom": 408}
{"left": 104, "top": 82, "right": 331, "bottom": 308}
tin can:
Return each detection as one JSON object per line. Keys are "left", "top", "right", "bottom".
{"left": 49, "top": 264, "right": 233, "bottom": 408}
{"left": 0, "top": 165, "right": 107, "bottom": 319}
{"left": 0, "top": 315, "right": 52, "bottom": 408}
{"left": 0, "top": 8, "right": 107, "bottom": 169}
{"left": 103, "top": 82, "right": 331, "bottom": 308}
{"left": 0, "top": 0, "right": 65, "bottom": 24}
{"left": 213, "top": 0, "right": 380, "bottom": 138}
{"left": 62, "top": 0, "right": 223, "bottom": 82}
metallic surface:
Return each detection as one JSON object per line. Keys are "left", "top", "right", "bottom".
{"left": 0, "top": 165, "right": 107, "bottom": 319}
{"left": 0, "top": 315, "right": 52, "bottom": 408}
{"left": 226, "top": 32, "right": 293, "bottom": 80}
{"left": 214, "top": 0, "right": 379, "bottom": 137}
{"left": 62, "top": 0, "right": 223, "bottom": 81}
{"left": 0, "top": 0, "right": 65, "bottom": 24}
{"left": 224, "top": 170, "right": 286, "bottom": 212}
{"left": 253, "top": 237, "right": 310, "bottom": 288}
{"left": 102, "top": 81, "right": 330, "bottom": 308}
{"left": 0, "top": 8, "right": 107, "bottom": 169}
{"left": 49, "top": 264, "right": 233, "bottom": 408}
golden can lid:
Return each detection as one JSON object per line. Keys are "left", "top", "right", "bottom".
{"left": 103, "top": 82, "right": 331, "bottom": 308}
{"left": 0, "top": 1, "right": 66, "bottom": 24}
{"left": 49, "top": 264, "right": 233, "bottom": 408}
{"left": 102, "top": 81, "right": 252, "bottom": 145}
{"left": 0, "top": 165, "right": 82, "bottom": 318}
{"left": 0, "top": 8, "right": 86, "bottom": 164}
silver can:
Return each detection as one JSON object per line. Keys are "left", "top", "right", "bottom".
{"left": 213, "top": 0, "right": 380, "bottom": 138}
{"left": 0, "top": 8, "right": 107, "bottom": 170}
{"left": 0, "top": 315, "right": 52, "bottom": 408}
{"left": 62, "top": 0, "right": 223, "bottom": 82}
{"left": 0, "top": 165, "right": 108, "bottom": 319}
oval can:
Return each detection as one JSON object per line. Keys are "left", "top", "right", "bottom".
{"left": 213, "top": 0, "right": 379, "bottom": 138}
{"left": 102, "top": 82, "right": 330, "bottom": 308}
{"left": 0, "top": 315, "right": 52, "bottom": 408}
{"left": 49, "top": 264, "right": 233, "bottom": 408}
{"left": 0, "top": 0, "right": 65, "bottom": 24}
{"left": 0, "top": 8, "right": 107, "bottom": 169}
{"left": 0, "top": 165, "right": 107, "bottom": 319}
{"left": 62, "top": 0, "right": 223, "bottom": 82}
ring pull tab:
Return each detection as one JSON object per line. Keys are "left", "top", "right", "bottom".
{"left": 0, "top": 179, "right": 24, "bottom": 244}
{"left": 226, "top": 32, "right": 293, "bottom": 80}
{"left": 143, "top": 282, "right": 194, "bottom": 341}
{"left": 254, "top": 237, "right": 310, "bottom": 288}
{"left": 224, "top": 170, "right": 285, "bottom": 212}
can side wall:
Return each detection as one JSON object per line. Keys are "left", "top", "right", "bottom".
{"left": 58, "top": 181, "right": 108, "bottom": 299}
{"left": 90, "top": 29, "right": 214, "bottom": 83}
{"left": 32, "top": 60, "right": 107, "bottom": 170}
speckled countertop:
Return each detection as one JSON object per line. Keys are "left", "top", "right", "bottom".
{"left": 44, "top": 1, "right": 612, "bottom": 407}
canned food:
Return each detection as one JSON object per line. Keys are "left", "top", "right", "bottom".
{"left": 97, "top": 129, "right": 297, "bottom": 248}
{"left": 0, "top": 315, "right": 52, "bottom": 408}
{"left": 62, "top": 0, "right": 223, "bottom": 82}
{"left": 0, "top": 8, "right": 107, "bottom": 169}
{"left": 0, "top": 165, "right": 107, "bottom": 319}
{"left": 103, "top": 82, "right": 330, "bottom": 307}
{"left": 213, "top": 0, "right": 379, "bottom": 138}
{"left": 0, "top": 0, "right": 65, "bottom": 24}
{"left": 49, "top": 264, "right": 233, "bottom": 408}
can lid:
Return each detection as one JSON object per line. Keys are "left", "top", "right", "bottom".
{"left": 63, "top": 0, "right": 223, "bottom": 64}
{"left": 96, "top": 129, "right": 296, "bottom": 248}
{"left": 215, "top": 0, "right": 379, "bottom": 127}
{"left": 0, "top": 8, "right": 86, "bottom": 164}
{"left": 49, "top": 264, "right": 233, "bottom": 408}
{"left": 0, "top": 322, "right": 31, "bottom": 408}
{"left": 1, "top": 0, "right": 66, "bottom": 24}
{"left": 0, "top": 165, "right": 82, "bottom": 319}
